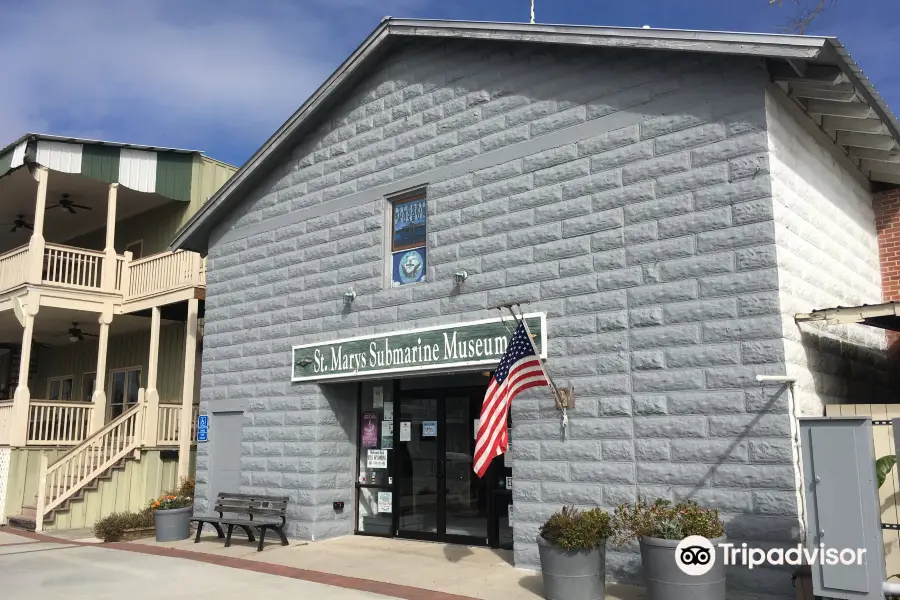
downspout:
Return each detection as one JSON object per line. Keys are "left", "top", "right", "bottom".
{"left": 755, "top": 375, "right": 807, "bottom": 544}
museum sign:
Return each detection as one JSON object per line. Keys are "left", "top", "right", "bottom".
{"left": 291, "top": 313, "right": 546, "bottom": 382}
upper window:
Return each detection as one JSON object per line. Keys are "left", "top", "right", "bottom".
{"left": 390, "top": 193, "right": 427, "bottom": 287}
{"left": 47, "top": 376, "right": 74, "bottom": 401}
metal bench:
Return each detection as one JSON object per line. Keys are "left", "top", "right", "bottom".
{"left": 190, "top": 492, "right": 289, "bottom": 552}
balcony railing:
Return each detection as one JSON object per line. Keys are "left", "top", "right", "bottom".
{"left": 0, "top": 401, "right": 13, "bottom": 446}
{"left": 26, "top": 400, "right": 93, "bottom": 446}
{"left": 42, "top": 244, "right": 106, "bottom": 289}
{"left": 157, "top": 403, "right": 200, "bottom": 446}
{"left": 0, "top": 245, "right": 29, "bottom": 292}
{"left": 125, "top": 250, "right": 204, "bottom": 302}
{"left": 0, "top": 398, "right": 200, "bottom": 447}
{"left": 0, "top": 245, "right": 205, "bottom": 305}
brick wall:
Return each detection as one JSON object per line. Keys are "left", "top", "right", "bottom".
{"left": 876, "top": 189, "right": 900, "bottom": 301}
{"left": 201, "top": 40, "right": 797, "bottom": 598}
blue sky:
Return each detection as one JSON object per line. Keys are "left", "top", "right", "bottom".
{"left": 0, "top": 0, "right": 896, "bottom": 167}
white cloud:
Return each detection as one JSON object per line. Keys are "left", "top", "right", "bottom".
{"left": 0, "top": 0, "right": 422, "bottom": 161}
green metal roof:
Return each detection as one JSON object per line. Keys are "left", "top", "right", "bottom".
{"left": 0, "top": 133, "right": 235, "bottom": 203}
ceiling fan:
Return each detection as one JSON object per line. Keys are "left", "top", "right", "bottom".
{"left": 53, "top": 322, "right": 100, "bottom": 343}
{"left": 8, "top": 215, "right": 33, "bottom": 233}
{"left": 46, "top": 194, "right": 91, "bottom": 214}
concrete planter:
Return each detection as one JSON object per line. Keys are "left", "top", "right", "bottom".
{"left": 639, "top": 536, "right": 726, "bottom": 600}
{"left": 154, "top": 506, "right": 192, "bottom": 542}
{"left": 537, "top": 534, "right": 607, "bottom": 600}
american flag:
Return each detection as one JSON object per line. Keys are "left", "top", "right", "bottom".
{"left": 473, "top": 322, "right": 548, "bottom": 478}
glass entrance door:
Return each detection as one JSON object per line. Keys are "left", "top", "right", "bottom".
{"left": 395, "top": 388, "right": 490, "bottom": 545}
{"left": 396, "top": 396, "right": 440, "bottom": 539}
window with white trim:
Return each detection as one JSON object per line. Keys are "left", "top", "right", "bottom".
{"left": 81, "top": 372, "right": 96, "bottom": 402}
{"left": 108, "top": 367, "right": 141, "bottom": 419}
{"left": 389, "top": 190, "right": 427, "bottom": 287}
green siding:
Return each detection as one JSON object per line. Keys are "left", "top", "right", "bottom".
{"left": 4, "top": 447, "right": 195, "bottom": 530}
{"left": 81, "top": 145, "right": 120, "bottom": 184}
{"left": 34, "top": 323, "right": 190, "bottom": 406}
{"left": 4, "top": 448, "right": 68, "bottom": 518}
{"left": 48, "top": 450, "right": 194, "bottom": 531}
{"left": 155, "top": 153, "right": 193, "bottom": 202}
{"left": 0, "top": 149, "right": 12, "bottom": 177}
{"left": 65, "top": 202, "right": 190, "bottom": 256}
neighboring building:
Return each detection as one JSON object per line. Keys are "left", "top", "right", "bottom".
{"left": 0, "top": 133, "right": 236, "bottom": 530}
{"left": 171, "top": 20, "right": 899, "bottom": 599}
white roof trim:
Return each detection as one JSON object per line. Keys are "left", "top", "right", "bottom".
{"left": 795, "top": 302, "right": 900, "bottom": 326}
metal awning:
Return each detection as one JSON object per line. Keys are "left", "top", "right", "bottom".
{"left": 795, "top": 301, "right": 900, "bottom": 331}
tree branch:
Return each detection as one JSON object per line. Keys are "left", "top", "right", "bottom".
{"left": 770, "top": 0, "right": 834, "bottom": 34}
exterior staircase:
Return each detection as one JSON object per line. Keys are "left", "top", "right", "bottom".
{"left": 7, "top": 456, "right": 131, "bottom": 531}
{"left": 5, "top": 399, "right": 145, "bottom": 532}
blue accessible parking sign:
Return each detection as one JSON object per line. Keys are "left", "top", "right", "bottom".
{"left": 197, "top": 415, "right": 209, "bottom": 442}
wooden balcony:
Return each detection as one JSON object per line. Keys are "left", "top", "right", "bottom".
{"left": 123, "top": 250, "right": 206, "bottom": 307}
{"left": 0, "top": 398, "right": 198, "bottom": 448}
{"left": 0, "top": 244, "right": 204, "bottom": 311}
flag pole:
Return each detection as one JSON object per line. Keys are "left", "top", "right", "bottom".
{"left": 508, "top": 303, "right": 572, "bottom": 436}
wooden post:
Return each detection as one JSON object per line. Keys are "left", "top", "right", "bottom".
{"left": 90, "top": 311, "right": 113, "bottom": 434}
{"left": 120, "top": 250, "right": 133, "bottom": 298}
{"left": 9, "top": 308, "right": 37, "bottom": 447}
{"left": 34, "top": 453, "right": 48, "bottom": 532}
{"left": 135, "top": 388, "right": 146, "bottom": 456}
{"left": 178, "top": 299, "right": 199, "bottom": 480}
{"left": 101, "top": 183, "right": 118, "bottom": 292}
{"left": 25, "top": 167, "right": 48, "bottom": 285}
{"left": 143, "top": 307, "right": 161, "bottom": 447}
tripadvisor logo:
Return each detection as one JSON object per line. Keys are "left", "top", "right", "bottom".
{"left": 676, "top": 536, "right": 717, "bottom": 576}
{"left": 675, "top": 537, "right": 868, "bottom": 575}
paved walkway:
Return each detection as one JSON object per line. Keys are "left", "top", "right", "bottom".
{"left": 0, "top": 530, "right": 384, "bottom": 600}
{"left": 0, "top": 527, "right": 646, "bottom": 600}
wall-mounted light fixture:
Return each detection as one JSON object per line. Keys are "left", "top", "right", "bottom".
{"left": 343, "top": 288, "right": 357, "bottom": 306}
{"left": 453, "top": 270, "right": 468, "bottom": 286}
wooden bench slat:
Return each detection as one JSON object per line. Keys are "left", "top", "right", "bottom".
{"left": 216, "top": 493, "right": 289, "bottom": 501}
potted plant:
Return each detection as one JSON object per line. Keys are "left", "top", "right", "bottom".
{"left": 612, "top": 498, "right": 726, "bottom": 600}
{"left": 537, "top": 506, "right": 612, "bottom": 600}
{"left": 151, "top": 478, "right": 195, "bottom": 542}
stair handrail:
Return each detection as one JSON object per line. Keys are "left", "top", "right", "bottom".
{"left": 34, "top": 395, "right": 146, "bottom": 531}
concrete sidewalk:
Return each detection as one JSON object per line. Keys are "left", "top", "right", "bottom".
{"left": 1, "top": 526, "right": 645, "bottom": 600}
{"left": 0, "top": 530, "right": 386, "bottom": 600}
{"left": 124, "top": 530, "right": 645, "bottom": 600}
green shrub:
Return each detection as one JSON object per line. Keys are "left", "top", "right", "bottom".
{"left": 540, "top": 506, "right": 612, "bottom": 550}
{"left": 93, "top": 508, "right": 153, "bottom": 542}
{"left": 612, "top": 497, "right": 725, "bottom": 545}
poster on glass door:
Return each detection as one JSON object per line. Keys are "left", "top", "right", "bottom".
{"left": 382, "top": 421, "right": 394, "bottom": 449}
{"left": 361, "top": 412, "right": 379, "bottom": 448}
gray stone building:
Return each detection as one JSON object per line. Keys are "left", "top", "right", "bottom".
{"left": 172, "top": 20, "right": 900, "bottom": 599}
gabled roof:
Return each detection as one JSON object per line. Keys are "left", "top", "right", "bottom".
{"left": 170, "top": 18, "right": 900, "bottom": 254}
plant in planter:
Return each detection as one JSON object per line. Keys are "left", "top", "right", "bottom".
{"left": 537, "top": 506, "right": 613, "bottom": 600}
{"left": 150, "top": 478, "right": 195, "bottom": 543}
{"left": 93, "top": 509, "right": 155, "bottom": 542}
{"left": 613, "top": 498, "right": 726, "bottom": 600}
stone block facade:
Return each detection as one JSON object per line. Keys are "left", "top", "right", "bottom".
{"left": 196, "top": 39, "right": 887, "bottom": 599}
